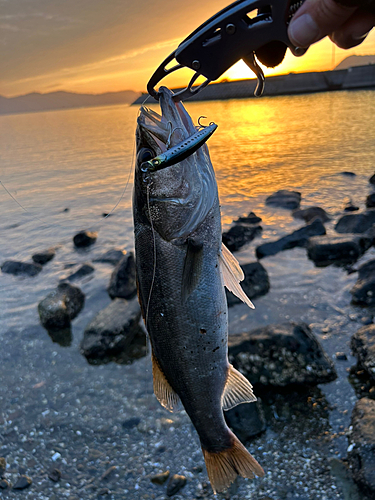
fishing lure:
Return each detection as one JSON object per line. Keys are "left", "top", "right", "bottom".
{"left": 140, "top": 121, "right": 218, "bottom": 173}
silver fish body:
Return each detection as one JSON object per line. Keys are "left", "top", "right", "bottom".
{"left": 133, "top": 87, "right": 263, "bottom": 493}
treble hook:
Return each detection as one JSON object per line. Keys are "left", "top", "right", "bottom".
{"left": 197, "top": 116, "right": 208, "bottom": 129}
{"left": 166, "top": 122, "right": 184, "bottom": 150}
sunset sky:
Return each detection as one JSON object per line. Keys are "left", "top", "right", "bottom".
{"left": 1, "top": 0, "right": 375, "bottom": 97}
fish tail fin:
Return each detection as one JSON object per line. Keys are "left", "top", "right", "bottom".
{"left": 202, "top": 432, "right": 264, "bottom": 494}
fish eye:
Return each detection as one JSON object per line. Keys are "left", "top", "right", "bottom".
{"left": 137, "top": 148, "right": 155, "bottom": 164}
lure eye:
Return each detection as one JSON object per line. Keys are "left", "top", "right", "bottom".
{"left": 137, "top": 148, "right": 155, "bottom": 165}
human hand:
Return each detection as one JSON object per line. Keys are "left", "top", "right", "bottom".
{"left": 288, "top": 0, "right": 375, "bottom": 49}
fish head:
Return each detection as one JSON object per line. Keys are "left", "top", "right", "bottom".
{"left": 134, "top": 87, "right": 218, "bottom": 242}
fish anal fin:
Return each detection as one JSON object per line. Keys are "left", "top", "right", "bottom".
{"left": 222, "top": 364, "right": 256, "bottom": 411}
{"left": 152, "top": 351, "right": 182, "bottom": 413}
{"left": 219, "top": 243, "right": 255, "bottom": 310}
{"left": 202, "top": 432, "right": 264, "bottom": 494}
{"left": 181, "top": 238, "right": 204, "bottom": 303}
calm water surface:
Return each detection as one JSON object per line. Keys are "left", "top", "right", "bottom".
{"left": 0, "top": 91, "right": 375, "bottom": 499}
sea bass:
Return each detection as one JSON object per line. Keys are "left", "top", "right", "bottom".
{"left": 133, "top": 87, "right": 264, "bottom": 493}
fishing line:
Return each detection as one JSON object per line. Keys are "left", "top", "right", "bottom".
{"left": 144, "top": 182, "right": 157, "bottom": 340}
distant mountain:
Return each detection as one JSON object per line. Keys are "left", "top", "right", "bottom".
{"left": 335, "top": 55, "right": 375, "bottom": 70}
{"left": 0, "top": 90, "right": 141, "bottom": 115}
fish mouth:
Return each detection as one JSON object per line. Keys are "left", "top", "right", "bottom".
{"left": 138, "top": 87, "right": 197, "bottom": 155}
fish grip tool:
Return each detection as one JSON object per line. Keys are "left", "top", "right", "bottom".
{"left": 147, "top": 0, "right": 307, "bottom": 102}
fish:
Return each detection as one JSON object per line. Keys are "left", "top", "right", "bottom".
{"left": 133, "top": 86, "right": 264, "bottom": 493}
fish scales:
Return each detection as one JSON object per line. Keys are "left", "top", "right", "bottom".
{"left": 133, "top": 86, "right": 264, "bottom": 493}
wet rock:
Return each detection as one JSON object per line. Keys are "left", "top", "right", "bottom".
{"left": 351, "top": 325, "right": 375, "bottom": 382}
{"left": 344, "top": 201, "right": 360, "bottom": 212}
{"left": 369, "top": 174, "right": 375, "bottom": 185}
{"left": 38, "top": 283, "right": 85, "bottom": 331}
{"left": 347, "top": 398, "right": 375, "bottom": 495}
{"left": 228, "top": 322, "right": 337, "bottom": 387}
{"left": 98, "top": 488, "right": 110, "bottom": 496}
{"left": 32, "top": 248, "right": 55, "bottom": 265}
{"left": 1, "top": 260, "right": 42, "bottom": 277}
{"left": 151, "top": 470, "right": 170, "bottom": 485}
{"left": 166, "top": 474, "right": 186, "bottom": 496}
{"left": 256, "top": 219, "right": 326, "bottom": 259}
{"left": 107, "top": 253, "right": 137, "bottom": 300}
{"left": 225, "top": 399, "right": 266, "bottom": 441}
{"left": 0, "top": 457, "right": 5, "bottom": 478}
{"left": 13, "top": 475, "right": 32, "bottom": 490}
{"left": 233, "top": 211, "right": 262, "bottom": 224}
{"left": 265, "top": 190, "right": 301, "bottom": 209}
{"left": 226, "top": 262, "right": 269, "bottom": 307}
{"left": 48, "top": 468, "right": 61, "bottom": 482}
{"left": 81, "top": 298, "right": 146, "bottom": 364}
{"left": 222, "top": 224, "right": 262, "bottom": 252}
{"left": 0, "top": 479, "right": 9, "bottom": 490}
{"left": 335, "top": 211, "right": 375, "bottom": 233}
{"left": 67, "top": 264, "right": 94, "bottom": 282}
{"left": 340, "top": 171, "right": 356, "bottom": 177}
{"left": 122, "top": 417, "right": 141, "bottom": 429}
{"left": 292, "top": 206, "right": 330, "bottom": 223}
{"left": 307, "top": 235, "right": 370, "bottom": 267}
{"left": 73, "top": 230, "right": 97, "bottom": 248}
{"left": 335, "top": 352, "right": 348, "bottom": 361}
{"left": 93, "top": 249, "right": 126, "bottom": 266}
{"left": 351, "top": 262, "right": 375, "bottom": 306}
{"left": 366, "top": 193, "right": 375, "bottom": 209}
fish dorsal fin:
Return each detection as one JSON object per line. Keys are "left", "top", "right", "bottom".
{"left": 152, "top": 351, "right": 182, "bottom": 413}
{"left": 219, "top": 243, "right": 255, "bottom": 309}
{"left": 181, "top": 238, "right": 204, "bottom": 303}
{"left": 222, "top": 364, "right": 257, "bottom": 411}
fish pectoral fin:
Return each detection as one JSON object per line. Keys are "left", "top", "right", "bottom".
{"left": 219, "top": 243, "right": 255, "bottom": 310}
{"left": 222, "top": 364, "right": 257, "bottom": 411}
{"left": 202, "top": 431, "right": 264, "bottom": 494}
{"left": 152, "top": 351, "right": 182, "bottom": 413}
{"left": 181, "top": 238, "right": 204, "bottom": 303}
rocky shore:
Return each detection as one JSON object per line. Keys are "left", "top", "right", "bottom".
{"left": 2, "top": 174, "right": 375, "bottom": 500}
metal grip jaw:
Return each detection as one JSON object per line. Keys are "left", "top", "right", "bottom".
{"left": 147, "top": 0, "right": 307, "bottom": 102}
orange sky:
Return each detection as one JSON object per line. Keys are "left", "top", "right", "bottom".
{"left": 1, "top": 0, "right": 374, "bottom": 97}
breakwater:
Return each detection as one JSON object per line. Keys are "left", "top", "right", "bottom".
{"left": 133, "top": 63, "right": 375, "bottom": 104}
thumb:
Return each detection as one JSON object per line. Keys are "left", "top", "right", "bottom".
{"left": 288, "top": 0, "right": 356, "bottom": 47}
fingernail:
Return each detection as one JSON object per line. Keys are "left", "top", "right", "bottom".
{"left": 289, "top": 13, "right": 321, "bottom": 47}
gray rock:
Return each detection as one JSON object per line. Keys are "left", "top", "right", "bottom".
{"left": 351, "top": 262, "right": 375, "bottom": 306}
{"left": 265, "top": 190, "right": 301, "bottom": 209}
{"left": 151, "top": 470, "right": 170, "bottom": 485}
{"left": 47, "top": 328, "right": 72, "bottom": 347}
{"left": 335, "top": 352, "right": 348, "bottom": 361}
{"left": 81, "top": 298, "right": 146, "bottom": 364}
{"left": 369, "top": 174, "right": 375, "bottom": 185}
{"left": 233, "top": 212, "right": 262, "bottom": 224}
{"left": 48, "top": 469, "right": 61, "bottom": 482}
{"left": 121, "top": 417, "right": 141, "bottom": 429}
{"left": 38, "top": 283, "right": 85, "bottom": 331}
{"left": 0, "top": 479, "right": 9, "bottom": 490}
{"left": 32, "top": 248, "right": 55, "bottom": 265}
{"left": 351, "top": 325, "right": 375, "bottom": 382}
{"left": 67, "top": 264, "right": 94, "bottom": 282}
{"left": 226, "top": 262, "right": 269, "bottom": 307}
{"left": 73, "top": 230, "right": 97, "bottom": 248}
{"left": 366, "top": 193, "right": 375, "bottom": 209}
{"left": 340, "top": 171, "right": 356, "bottom": 177}
{"left": 225, "top": 399, "right": 266, "bottom": 441}
{"left": 344, "top": 201, "right": 360, "bottom": 212}
{"left": 228, "top": 322, "right": 337, "bottom": 387}
{"left": 107, "top": 253, "right": 137, "bottom": 300}
{"left": 335, "top": 211, "right": 375, "bottom": 234}
{"left": 256, "top": 219, "right": 326, "bottom": 259}
{"left": 13, "top": 475, "right": 32, "bottom": 490}
{"left": 347, "top": 398, "right": 375, "bottom": 496}
{"left": 222, "top": 224, "right": 262, "bottom": 252}
{"left": 93, "top": 249, "right": 126, "bottom": 266}
{"left": 307, "top": 235, "right": 370, "bottom": 267}
{"left": 292, "top": 206, "right": 330, "bottom": 223}
{"left": 1, "top": 260, "right": 42, "bottom": 277}
{"left": 166, "top": 474, "right": 187, "bottom": 496}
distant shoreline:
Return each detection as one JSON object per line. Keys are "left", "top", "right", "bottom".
{"left": 133, "top": 64, "right": 375, "bottom": 105}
